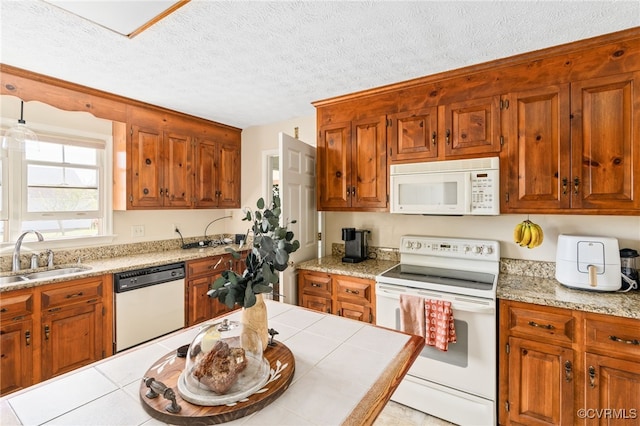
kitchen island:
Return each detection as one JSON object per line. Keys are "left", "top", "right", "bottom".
{"left": 0, "top": 300, "right": 423, "bottom": 426}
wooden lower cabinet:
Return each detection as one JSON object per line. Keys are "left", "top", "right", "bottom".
{"left": 500, "top": 300, "right": 640, "bottom": 426}
{"left": 0, "top": 318, "right": 33, "bottom": 395}
{"left": 297, "top": 270, "right": 375, "bottom": 323}
{"left": 41, "top": 302, "right": 103, "bottom": 379}
{"left": 185, "top": 253, "right": 241, "bottom": 326}
{"left": 507, "top": 336, "right": 575, "bottom": 425}
{"left": 0, "top": 275, "right": 113, "bottom": 397}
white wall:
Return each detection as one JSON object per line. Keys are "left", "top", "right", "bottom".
{"left": 324, "top": 211, "right": 640, "bottom": 262}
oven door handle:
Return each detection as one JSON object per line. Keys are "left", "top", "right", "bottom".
{"left": 376, "top": 285, "right": 495, "bottom": 314}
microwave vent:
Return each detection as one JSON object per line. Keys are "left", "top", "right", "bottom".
{"left": 390, "top": 157, "right": 499, "bottom": 175}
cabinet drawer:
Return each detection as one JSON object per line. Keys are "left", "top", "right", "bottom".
{"left": 41, "top": 279, "right": 103, "bottom": 310}
{"left": 299, "top": 271, "right": 331, "bottom": 296}
{"left": 187, "top": 255, "right": 230, "bottom": 278}
{"left": 334, "top": 276, "right": 372, "bottom": 304}
{"left": 0, "top": 292, "right": 34, "bottom": 321}
{"left": 584, "top": 314, "right": 640, "bottom": 359}
{"left": 505, "top": 303, "right": 574, "bottom": 344}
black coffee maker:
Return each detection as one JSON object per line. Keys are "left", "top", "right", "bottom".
{"left": 341, "top": 228, "right": 370, "bottom": 263}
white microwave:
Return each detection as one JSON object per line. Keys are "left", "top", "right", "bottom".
{"left": 390, "top": 157, "right": 500, "bottom": 215}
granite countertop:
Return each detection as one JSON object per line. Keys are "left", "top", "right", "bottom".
{"left": 296, "top": 256, "right": 397, "bottom": 280}
{"left": 498, "top": 274, "right": 640, "bottom": 319}
{"left": 297, "top": 256, "right": 639, "bottom": 320}
{"left": 0, "top": 244, "right": 243, "bottom": 293}
{"left": 0, "top": 300, "right": 423, "bottom": 426}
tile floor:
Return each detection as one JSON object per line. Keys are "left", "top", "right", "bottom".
{"left": 375, "top": 401, "right": 456, "bottom": 426}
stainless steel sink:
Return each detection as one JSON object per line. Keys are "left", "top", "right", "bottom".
{"left": 25, "top": 267, "right": 90, "bottom": 280}
{"left": 0, "top": 266, "right": 91, "bottom": 285}
{"left": 0, "top": 275, "right": 30, "bottom": 285}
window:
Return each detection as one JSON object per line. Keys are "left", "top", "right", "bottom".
{"left": 1, "top": 131, "right": 111, "bottom": 245}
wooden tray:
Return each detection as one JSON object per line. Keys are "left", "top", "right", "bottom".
{"left": 139, "top": 342, "right": 295, "bottom": 425}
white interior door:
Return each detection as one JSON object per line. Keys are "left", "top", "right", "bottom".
{"left": 279, "top": 132, "right": 316, "bottom": 305}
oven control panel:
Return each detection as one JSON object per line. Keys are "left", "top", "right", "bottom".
{"left": 400, "top": 235, "right": 500, "bottom": 261}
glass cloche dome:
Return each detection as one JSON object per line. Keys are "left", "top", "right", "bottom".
{"left": 177, "top": 319, "right": 270, "bottom": 406}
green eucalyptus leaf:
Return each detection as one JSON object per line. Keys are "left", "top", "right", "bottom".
{"left": 257, "top": 198, "right": 265, "bottom": 209}
{"left": 253, "top": 283, "right": 273, "bottom": 293}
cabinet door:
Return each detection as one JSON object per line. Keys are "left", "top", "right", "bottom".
{"left": 389, "top": 108, "right": 438, "bottom": 162}
{"left": 503, "top": 85, "right": 571, "bottom": 211}
{"left": 585, "top": 353, "right": 640, "bottom": 425}
{"left": 217, "top": 142, "right": 241, "bottom": 208}
{"left": 571, "top": 72, "right": 640, "bottom": 211}
{"left": 317, "top": 122, "right": 351, "bottom": 209}
{"left": 442, "top": 96, "right": 501, "bottom": 157}
{"left": 164, "top": 132, "right": 192, "bottom": 208}
{"left": 0, "top": 319, "right": 33, "bottom": 395}
{"left": 351, "top": 116, "right": 387, "bottom": 209}
{"left": 130, "top": 125, "right": 164, "bottom": 208}
{"left": 336, "top": 300, "right": 372, "bottom": 323}
{"left": 193, "top": 138, "right": 218, "bottom": 208}
{"left": 508, "top": 337, "right": 574, "bottom": 426}
{"left": 300, "top": 294, "right": 332, "bottom": 314}
{"left": 41, "top": 303, "right": 103, "bottom": 380}
{"left": 187, "top": 276, "right": 215, "bottom": 326}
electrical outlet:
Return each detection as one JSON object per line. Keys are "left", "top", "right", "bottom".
{"left": 131, "top": 225, "right": 145, "bottom": 237}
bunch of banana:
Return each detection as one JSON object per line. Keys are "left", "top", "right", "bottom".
{"left": 513, "top": 220, "right": 544, "bottom": 249}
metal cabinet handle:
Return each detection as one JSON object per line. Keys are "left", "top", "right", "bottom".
{"left": 65, "top": 292, "right": 84, "bottom": 299}
{"left": 165, "top": 188, "right": 169, "bottom": 198}
{"left": 346, "top": 187, "right": 351, "bottom": 196}
{"left": 564, "top": 360, "right": 572, "bottom": 382}
{"left": 159, "top": 188, "right": 164, "bottom": 196}
{"left": 528, "top": 320, "right": 554, "bottom": 330}
{"left": 562, "top": 178, "right": 568, "bottom": 195}
{"left": 25, "top": 330, "right": 31, "bottom": 346}
{"left": 573, "top": 177, "right": 580, "bottom": 195}
{"left": 351, "top": 186, "right": 356, "bottom": 196}
{"left": 446, "top": 129, "right": 451, "bottom": 144}
{"left": 345, "top": 288, "right": 360, "bottom": 295}
{"left": 44, "top": 324, "right": 50, "bottom": 341}
{"left": 311, "top": 283, "right": 321, "bottom": 287}
{"left": 588, "top": 366, "right": 596, "bottom": 388}
{"left": 609, "top": 335, "right": 640, "bottom": 345}
{"left": 431, "top": 131, "right": 436, "bottom": 146}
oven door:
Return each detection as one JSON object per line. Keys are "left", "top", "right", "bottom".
{"left": 375, "top": 282, "right": 496, "bottom": 399}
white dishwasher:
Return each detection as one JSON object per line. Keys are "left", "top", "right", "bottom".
{"left": 113, "top": 262, "right": 186, "bottom": 352}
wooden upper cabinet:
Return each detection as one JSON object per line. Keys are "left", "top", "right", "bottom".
{"left": 570, "top": 72, "right": 640, "bottom": 211}
{"left": 317, "top": 122, "right": 352, "bottom": 209}
{"left": 129, "top": 125, "right": 192, "bottom": 209}
{"left": 389, "top": 107, "right": 438, "bottom": 162}
{"left": 317, "top": 116, "right": 387, "bottom": 211}
{"left": 164, "top": 132, "right": 192, "bottom": 208}
{"left": 351, "top": 116, "right": 387, "bottom": 209}
{"left": 442, "top": 96, "right": 501, "bottom": 157}
{"left": 503, "top": 72, "right": 639, "bottom": 214}
{"left": 502, "top": 84, "right": 571, "bottom": 211}
{"left": 193, "top": 138, "right": 240, "bottom": 208}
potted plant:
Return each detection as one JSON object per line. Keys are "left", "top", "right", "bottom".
{"left": 207, "top": 195, "right": 299, "bottom": 350}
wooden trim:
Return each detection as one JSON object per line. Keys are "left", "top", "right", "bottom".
{"left": 0, "top": 64, "right": 241, "bottom": 131}
{"left": 128, "top": 1, "right": 190, "bottom": 39}
{"left": 342, "top": 333, "right": 424, "bottom": 426}
{"left": 312, "top": 26, "right": 640, "bottom": 107}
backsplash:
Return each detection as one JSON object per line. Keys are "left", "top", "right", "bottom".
{"left": 0, "top": 234, "right": 235, "bottom": 272}
{"left": 332, "top": 243, "right": 556, "bottom": 279}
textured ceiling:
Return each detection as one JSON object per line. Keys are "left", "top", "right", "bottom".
{"left": 1, "top": 1, "right": 639, "bottom": 129}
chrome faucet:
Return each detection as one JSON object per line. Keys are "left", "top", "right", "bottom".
{"left": 12, "top": 230, "right": 44, "bottom": 272}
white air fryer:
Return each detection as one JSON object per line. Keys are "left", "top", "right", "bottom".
{"left": 555, "top": 234, "right": 621, "bottom": 292}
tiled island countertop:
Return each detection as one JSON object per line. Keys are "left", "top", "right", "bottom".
{"left": 297, "top": 256, "right": 640, "bottom": 320}
{"left": 0, "top": 300, "right": 423, "bottom": 426}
